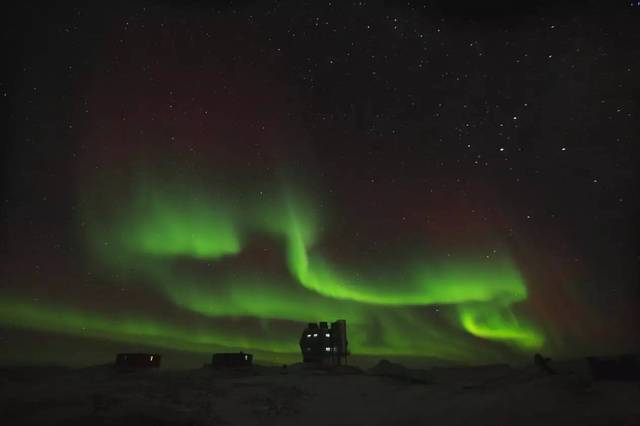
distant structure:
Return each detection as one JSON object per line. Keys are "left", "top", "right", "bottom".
{"left": 299, "top": 319, "right": 348, "bottom": 366}
{"left": 211, "top": 352, "right": 253, "bottom": 369}
{"left": 114, "top": 353, "right": 161, "bottom": 370}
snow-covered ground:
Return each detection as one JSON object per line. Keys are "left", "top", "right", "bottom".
{"left": 1, "top": 360, "right": 638, "bottom": 425}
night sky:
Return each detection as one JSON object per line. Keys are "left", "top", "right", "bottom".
{"left": 3, "top": 0, "right": 639, "bottom": 367}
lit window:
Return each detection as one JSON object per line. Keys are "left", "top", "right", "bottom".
{"left": 313, "top": 333, "right": 318, "bottom": 337}
{"left": 325, "top": 347, "right": 331, "bottom": 352}
{"left": 150, "top": 355, "right": 154, "bottom": 361}
{"left": 325, "top": 333, "right": 330, "bottom": 337}
{"left": 306, "top": 334, "right": 311, "bottom": 338}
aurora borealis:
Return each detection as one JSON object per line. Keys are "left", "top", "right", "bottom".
{"left": 77, "top": 169, "right": 540, "bottom": 361}
{"left": 3, "top": 1, "right": 639, "bottom": 367}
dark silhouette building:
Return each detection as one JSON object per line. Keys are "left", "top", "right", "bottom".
{"left": 299, "top": 319, "right": 348, "bottom": 366}
{"left": 211, "top": 352, "right": 253, "bottom": 369}
{"left": 114, "top": 353, "right": 161, "bottom": 369}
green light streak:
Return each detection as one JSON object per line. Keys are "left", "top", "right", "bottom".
{"left": 458, "top": 304, "right": 544, "bottom": 350}
{"left": 0, "top": 297, "right": 510, "bottom": 364}
{"left": 73, "top": 171, "right": 545, "bottom": 361}
{"left": 0, "top": 298, "right": 297, "bottom": 355}
{"left": 287, "top": 252, "right": 527, "bottom": 306}
{"left": 280, "top": 195, "right": 527, "bottom": 306}
{"left": 159, "top": 273, "right": 370, "bottom": 323}
{"left": 122, "top": 182, "right": 241, "bottom": 259}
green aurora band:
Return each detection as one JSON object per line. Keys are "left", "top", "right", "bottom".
{"left": 1, "top": 174, "right": 544, "bottom": 363}
{"left": 0, "top": 298, "right": 303, "bottom": 363}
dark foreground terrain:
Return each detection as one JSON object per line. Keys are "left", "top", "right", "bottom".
{"left": 1, "top": 360, "right": 638, "bottom": 426}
